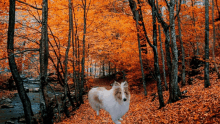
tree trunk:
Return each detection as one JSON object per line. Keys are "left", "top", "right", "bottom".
{"left": 72, "top": 3, "right": 80, "bottom": 108}
{"left": 152, "top": 1, "right": 165, "bottom": 108}
{"left": 177, "top": 0, "right": 186, "bottom": 86}
{"left": 158, "top": 25, "right": 168, "bottom": 90}
{"left": 168, "top": 0, "right": 179, "bottom": 103}
{"left": 62, "top": 0, "right": 74, "bottom": 117}
{"left": 109, "top": 61, "right": 111, "bottom": 75}
{"left": 40, "top": 0, "right": 53, "bottom": 123}
{"left": 191, "top": 0, "right": 199, "bottom": 55}
{"left": 7, "top": 0, "right": 33, "bottom": 123}
{"left": 204, "top": 0, "right": 211, "bottom": 87}
{"left": 128, "top": 0, "right": 147, "bottom": 96}
{"left": 80, "top": 0, "right": 87, "bottom": 104}
{"left": 94, "top": 62, "right": 96, "bottom": 77}
{"left": 212, "top": 0, "right": 220, "bottom": 78}
{"left": 102, "top": 60, "right": 105, "bottom": 76}
{"left": 150, "top": 0, "right": 172, "bottom": 83}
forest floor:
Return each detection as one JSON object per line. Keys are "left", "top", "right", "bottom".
{"left": 56, "top": 71, "right": 220, "bottom": 124}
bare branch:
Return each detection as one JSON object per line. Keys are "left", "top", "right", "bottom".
{"left": 0, "top": 49, "right": 39, "bottom": 61}
{"left": 16, "top": 0, "right": 42, "bottom": 10}
{"left": 174, "top": 0, "right": 182, "bottom": 19}
{"left": 164, "top": 0, "right": 170, "bottom": 10}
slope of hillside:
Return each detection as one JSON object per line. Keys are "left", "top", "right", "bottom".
{"left": 56, "top": 73, "right": 220, "bottom": 124}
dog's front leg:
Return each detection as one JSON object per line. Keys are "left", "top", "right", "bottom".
{"left": 112, "top": 117, "right": 121, "bottom": 124}
{"left": 96, "top": 110, "right": 99, "bottom": 115}
{"left": 113, "top": 120, "right": 121, "bottom": 124}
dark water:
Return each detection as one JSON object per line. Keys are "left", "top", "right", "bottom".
{"left": 0, "top": 92, "right": 41, "bottom": 124}
{"left": 0, "top": 82, "right": 63, "bottom": 124}
{"left": 0, "top": 83, "right": 41, "bottom": 124}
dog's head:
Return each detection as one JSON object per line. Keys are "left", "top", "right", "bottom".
{"left": 112, "top": 81, "right": 130, "bottom": 104}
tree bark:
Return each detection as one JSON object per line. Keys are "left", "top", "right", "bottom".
{"left": 128, "top": 0, "right": 147, "bottom": 96}
{"left": 211, "top": 0, "right": 220, "bottom": 78}
{"left": 158, "top": 25, "right": 168, "bottom": 90}
{"left": 62, "top": 0, "right": 74, "bottom": 117}
{"left": 80, "top": 0, "right": 87, "bottom": 104}
{"left": 102, "top": 60, "right": 105, "bottom": 76}
{"left": 40, "top": 0, "right": 53, "bottom": 123}
{"left": 191, "top": 0, "right": 199, "bottom": 55}
{"left": 168, "top": 0, "right": 179, "bottom": 102}
{"left": 152, "top": 1, "right": 165, "bottom": 108}
{"left": 149, "top": 0, "right": 172, "bottom": 83}
{"left": 72, "top": 5, "right": 80, "bottom": 106}
{"left": 177, "top": 0, "right": 186, "bottom": 86}
{"left": 204, "top": 0, "right": 211, "bottom": 87}
{"left": 7, "top": 0, "right": 33, "bottom": 123}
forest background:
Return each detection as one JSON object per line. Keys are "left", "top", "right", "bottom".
{"left": 0, "top": 0, "right": 220, "bottom": 123}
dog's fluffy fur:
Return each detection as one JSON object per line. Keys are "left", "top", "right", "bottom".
{"left": 88, "top": 81, "right": 130, "bottom": 124}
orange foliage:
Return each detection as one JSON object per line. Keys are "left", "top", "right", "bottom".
{"left": 0, "top": 0, "right": 220, "bottom": 81}
{"left": 56, "top": 73, "right": 220, "bottom": 124}
{"left": 1, "top": 0, "right": 220, "bottom": 123}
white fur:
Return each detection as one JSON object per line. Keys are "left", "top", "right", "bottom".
{"left": 88, "top": 81, "right": 130, "bottom": 124}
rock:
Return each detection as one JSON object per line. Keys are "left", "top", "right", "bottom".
{"left": 70, "top": 91, "right": 75, "bottom": 96}
{"left": 1, "top": 104, "right": 14, "bottom": 108}
{"left": 5, "top": 98, "right": 12, "bottom": 103}
{"left": 18, "top": 118, "right": 25, "bottom": 123}
{"left": 33, "top": 88, "right": 40, "bottom": 92}
{"left": 24, "top": 87, "right": 29, "bottom": 92}
{"left": 2, "top": 97, "right": 5, "bottom": 100}
{"left": 5, "top": 120, "right": 15, "bottom": 124}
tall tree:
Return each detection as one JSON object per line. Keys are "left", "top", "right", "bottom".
{"left": 148, "top": 0, "right": 172, "bottom": 85}
{"left": 128, "top": 0, "right": 147, "bottom": 96}
{"left": 149, "top": 0, "right": 182, "bottom": 103}
{"left": 129, "top": 0, "right": 165, "bottom": 107}
{"left": 62, "top": 0, "right": 74, "bottom": 117}
{"left": 176, "top": 0, "right": 186, "bottom": 86}
{"left": 204, "top": 0, "right": 211, "bottom": 87}
{"left": 168, "top": 0, "right": 180, "bottom": 102}
{"left": 151, "top": 0, "right": 165, "bottom": 108}
{"left": 7, "top": 0, "right": 33, "bottom": 123}
{"left": 40, "top": 0, "right": 53, "bottom": 123}
{"left": 158, "top": 25, "right": 168, "bottom": 90}
{"left": 191, "top": 0, "right": 200, "bottom": 55}
{"left": 79, "top": 0, "right": 88, "bottom": 104}
{"left": 157, "top": 0, "right": 168, "bottom": 91}
{"left": 211, "top": 0, "right": 220, "bottom": 78}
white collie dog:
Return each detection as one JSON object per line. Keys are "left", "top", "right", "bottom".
{"left": 88, "top": 81, "right": 130, "bottom": 124}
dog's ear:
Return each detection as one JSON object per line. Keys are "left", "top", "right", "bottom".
{"left": 113, "top": 81, "right": 120, "bottom": 87}
{"left": 123, "top": 81, "right": 128, "bottom": 87}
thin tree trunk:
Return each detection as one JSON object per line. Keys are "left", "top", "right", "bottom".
{"left": 177, "top": 0, "right": 186, "bottom": 86}
{"left": 212, "top": 0, "right": 220, "bottom": 78}
{"left": 152, "top": 1, "right": 165, "bottom": 108}
{"left": 72, "top": 5, "right": 80, "bottom": 106}
{"left": 109, "top": 61, "right": 111, "bottom": 75}
{"left": 94, "top": 62, "right": 96, "bottom": 77}
{"left": 128, "top": 0, "right": 147, "bottom": 96}
{"left": 62, "top": 0, "right": 73, "bottom": 117}
{"left": 204, "top": 0, "right": 211, "bottom": 87}
{"left": 102, "top": 60, "right": 105, "bottom": 76}
{"left": 40, "top": 0, "right": 53, "bottom": 123}
{"left": 80, "top": 0, "right": 87, "bottom": 104}
{"left": 169, "top": 0, "right": 179, "bottom": 102}
{"left": 7, "top": 0, "right": 33, "bottom": 123}
{"left": 158, "top": 25, "right": 168, "bottom": 90}
{"left": 191, "top": 0, "right": 199, "bottom": 55}
{"left": 64, "top": 1, "right": 77, "bottom": 112}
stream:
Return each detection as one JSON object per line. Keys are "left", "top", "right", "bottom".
{"left": 0, "top": 80, "right": 62, "bottom": 124}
